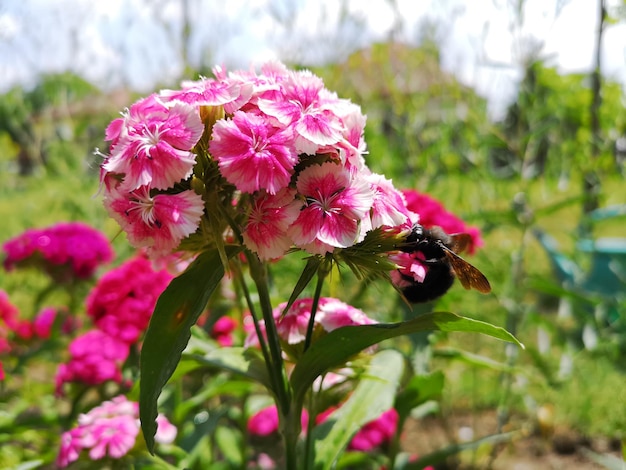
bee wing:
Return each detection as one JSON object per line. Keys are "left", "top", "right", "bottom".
{"left": 443, "top": 250, "right": 492, "bottom": 293}
{"left": 448, "top": 233, "right": 473, "bottom": 254}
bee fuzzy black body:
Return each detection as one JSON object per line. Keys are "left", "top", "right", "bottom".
{"left": 398, "top": 224, "right": 491, "bottom": 303}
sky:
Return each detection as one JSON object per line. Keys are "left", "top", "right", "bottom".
{"left": 0, "top": 0, "right": 624, "bottom": 119}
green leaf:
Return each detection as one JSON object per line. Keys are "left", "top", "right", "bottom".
{"left": 401, "top": 431, "right": 519, "bottom": 469}
{"left": 140, "top": 246, "right": 241, "bottom": 453}
{"left": 434, "top": 347, "right": 521, "bottom": 373}
{"left": 310, "top": 350, "right": 404, "bottom": 469}
{"left": 185, "top": 345, "right": 272, "bottom": 391}
{"left": 281, "top": 256, "right": 322, "bottom": 318}
{"left": 290, "top": 312, "right": 523, "bottom": 403}
{"left": 395, "top": 371, "right": 444, "bottom": 420}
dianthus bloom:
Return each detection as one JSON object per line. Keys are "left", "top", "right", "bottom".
{"left": 245, "top": 297, "right": 377, "bottom": 350}
{"left": 316, "top": 407, "right": 399, "bottom": 451}
{"left": 402, "top": 189, "right": 483, "bottom": 254}
{"left": 2, "top": 222, "right": 113, "bottom": 283}
{"left": 247, "top": 404, "right": 309, "bottom": 437}
{"left": 85, "top": 254, "right": 173, "bottom": 343}
{"left": 0, "top": 290, "right": 33, "bottom": 352}
{"left": 57, "top": 395, "right": 176, "bottom": 467}
{"left": 100, "top": 61, "right": 413, "bottom": 261}
{"left": 55, "top": 330, "right": 130, "bottom": 394}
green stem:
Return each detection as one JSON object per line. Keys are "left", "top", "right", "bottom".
{"left": 304, "top": 257, "right": 332, "bottom": 352}
{"left": 245, "top": 253, "right": 290, "bottom": 413}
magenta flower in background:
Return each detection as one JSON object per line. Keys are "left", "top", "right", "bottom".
{"left": 57, "top": 395, "right": 176, "bottom": 468}
{"left": 248, "top": 404, "right": 309, "bottom": 437}
{"left": 86, "top": 254, "right": 173, "bottom": 344}
{"left": 402, "top": 189, "right": 483, "bottom": 254}
{"left": 103, "top": 94, "right": 204, "bottom": 191}
{"left": 55, "top": 330, "right": 130, "bottom": 394}
{"left": 210, "top": 316, "right": 237, "bottom": 347}
{"left": 348, "top": 408, "right": 399, "bottom": 451}
{"left": 2, "top": 222, "right": 114, "bottom": 283}
{"left": 316, "top": 406, "right": 399, "bottom": 452}
{"left": 32, "top": 307, "right": 57, "bottom": 339}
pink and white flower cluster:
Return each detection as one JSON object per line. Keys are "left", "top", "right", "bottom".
{"left": 245, "top": 297, "right": 377, "bottom": 352}
{"left": 57, "top": 395, "right": 176, "bottom": 467}
{"left": 55, "top": 254, "right": 173, "bottom": 393}
{"left": 101, "top": 61, "right": 413, "bottom": 260}
{"left": 2, "top": 222, "right": 114, "bottom": 283}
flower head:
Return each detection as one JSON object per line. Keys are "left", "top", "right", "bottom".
{"left": 57, "top": 395, "right": 176, "bottom": 467}
{"left": 55, "top": 330, "right": 130, "bottom": 394}
{"left": 103, "top": 94, "right": 203, "bottom": 191}
{"left": 86, "top": 254, "right": 173, "bottom": 343}
{"left": 288, "top": 162, "right": 374, "bottom": 254}
{"left": 209, "top": 110, "right": 298, "bottom": 195}
{"left": 2, "top": 222, "right": 114, "bottom": 283}
{"left": 104, "top": 187, "right": 204, "bottom": 258}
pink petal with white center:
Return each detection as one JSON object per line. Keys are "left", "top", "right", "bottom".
{"left": 288, "top": 162, "right": 374, "bottom": 252}
{"left": 103, "top": 98, "right": 203, "bottom": 191}
{"left": 242, "top": 189, "right": 301, "bottom": 260}
{"left": 104, "top": 187, "right": 204, "bottom": 258}
{"left": 366, "top": 173, "right": 411, "bottom": 229}
{"left": 210, "top": 111, "right": 297, "bottom": 194}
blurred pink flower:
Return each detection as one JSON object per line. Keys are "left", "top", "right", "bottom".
{"left": 316, "top": 406, "right": 398, "bottom": 452}
{"left": 348, "top": 408, "right": 398, "bottom": 451}
{"left": 402, "top": 189, "right": 483, "bottom": 254}
{"left": 103, "top": 94, "right": 203, "bottom": 191}
{"left": 57, "top": 395, "right": 176, "bottom": 467}
{"left": 248, "top": 404, "right": 308, "bottom": 437}
{"left": 210, "top": 316, "right": 237, "bottom": 347}
{"left": 86, "top": 254, "right": 173, "bottom": 344}
{"left": 33, "top": 307, "right": 57, "bottom": 339}
{"left": 2, "top": 222, "right": 114, "bottom": 282}
{"left": 55, "top": 330, "right": 130, "bottom": 394}
{"left": 0, "top": 289, "right": 33, "bottom": 351}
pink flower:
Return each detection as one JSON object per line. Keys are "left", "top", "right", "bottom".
{"left": 104, "top": 187, "right": 204, "bottom": 258}
{"left": 366, "top": 173, "right": 412, "bottom": 230}
{"left": 258, "top": 70, "right": 344, "bottom": 155}
{"left": 160, "top": 76, "right": 253, "bottom": 114}
{"left": 210, "top": 316, "right": 237, "bottom": 347}
{"left": 402, "top": 189, "right": 483, "bottom": 254}
{"left": 209, "top": 110, "right": 298, "bottom": 194}
{"left": 85, "top": 254, "right": 173, "bottom": 344}
{"left": 242, "top": 188, "right": 301, "bottom": 260}
{"left": 389, "top": 251, "right": 428, "bottom": 286}
{"left": 55, "top": 330, "right": 130, "bottom": 394}
{"left": 2, "top": 222, "right": 114, "bottom": 283}
{"left": 316, "top": 407, "right": 399, "bottom": 452}
{"left": 247, "top": 405, "right": 309, "bottom": 437}
{"left": 348, "top": 408, "right": 399, "bottom": 451}
{"left": 246, "top": 298, "right": 377, "bottom": 348}
{"left": 103, "top": 94, "right": 204, "bottom": 191}
{"left": 57, "top": 395, "right": 176, "bottom": 467}
{"left": 33, "top": 307, "right": 57, "bottom": 339}
{"left": 288, "top": 162, "right": 375, "bottom": 254}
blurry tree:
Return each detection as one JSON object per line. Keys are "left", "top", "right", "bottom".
{"left": 0, "top": 73, "right": 117, "bottom": 176}
{"left": 315, "top": 41, "right": 492, "bottom": 191}
{"left": 491, "top": 60, "right": 625, "bottom": 185}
